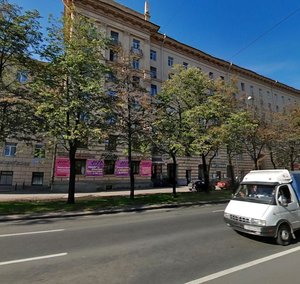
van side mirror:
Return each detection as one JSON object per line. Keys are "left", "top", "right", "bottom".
{"left": 279, "top": 196, "right": 288, "bottom": 207}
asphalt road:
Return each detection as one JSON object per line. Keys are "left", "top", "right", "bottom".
{"left": 1, "top": 204, "right": 300, "bottom": 284}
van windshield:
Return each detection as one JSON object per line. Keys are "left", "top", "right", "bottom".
{"left": 234, "top": 184, "right": 276, "bottom": 205}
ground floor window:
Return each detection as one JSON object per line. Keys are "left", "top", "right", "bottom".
{"left": 32, "top": 172, "right": 44, "bottom": 185}
{"left": 0, "top": 171, "right": 13, "bottom": 185}
{"left": 104, "top": 160, "right": 115, "bottom": 175}
{"left": 75, "top": 159, "right": 86, "bottom": 175}
{"left": 132, "top": 161, "right": 140, "bottom": 175}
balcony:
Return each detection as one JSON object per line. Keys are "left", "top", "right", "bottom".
{"left": 130, "top": 47, "right": 143, "bottom": 58}
{"left": 110, "top": 39, "right": 122, "bottom": 51}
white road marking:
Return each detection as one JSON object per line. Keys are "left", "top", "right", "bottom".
{"left": 0, "top": 253, "right": 68, "bottom": 266}
{"left": 0, "top": 229, "right": 65, "bottom": 238}
{"left": 184, "top": 246, "right": 300, "bottom": 284}
{"left": 212, "top": 210, "right": 224, "bottom": 213}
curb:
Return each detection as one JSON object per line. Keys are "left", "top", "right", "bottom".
{"left": 0, "top": 200, "right": 229, "bottom": 222}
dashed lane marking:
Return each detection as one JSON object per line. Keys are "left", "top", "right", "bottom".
{"left": 0, "top": 253, "right": 68, "bottom": 266}
{"left": 0, "top": 229, "right": 65, "bottom": 238}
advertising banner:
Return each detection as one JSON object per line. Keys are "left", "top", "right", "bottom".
{"left": 140, "top": 160, "right": 152, "bottom": 177}
{"left": 115, "top": 160, "right": 129, "bottom": 177}
{"left": 55, "top": 157, "right": 70, "bottom": 177}
{"left": 86, "top": 159, "right": 104, "bottom": 176}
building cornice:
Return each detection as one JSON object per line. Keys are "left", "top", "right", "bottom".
{"left": 152, "top": 33, "right": 300, "bottom": 95}
{"left": 66, "top": 0, "right": 160, "bottom": 34}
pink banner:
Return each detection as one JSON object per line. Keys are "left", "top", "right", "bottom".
{"left": 115, "top": 160, "right": 129, "bottom": 177}
{"left": 55, "top": 157, "right": 70, "bottom": 177}
{"left": 86, "top": 160, "right": 104, "bottom": 176}
{"left": 140, "top": 160, "right": 152, "bottom": 176}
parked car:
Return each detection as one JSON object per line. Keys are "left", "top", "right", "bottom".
{"left": 189, "top": 179, "right": 206, "bottom": 192}
{"left": 215, "top": 179, "right": 231, "bottom": 190}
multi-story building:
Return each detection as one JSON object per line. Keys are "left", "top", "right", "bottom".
{"left": 1, "top": 0, "right": 300, "bottom": 191}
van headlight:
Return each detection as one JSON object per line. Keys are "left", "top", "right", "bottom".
{"left": 251, "top": 218, "right": 266, "bottom": 226}
{"left": 224, "top": 213, "right": 230, "bottom": 219}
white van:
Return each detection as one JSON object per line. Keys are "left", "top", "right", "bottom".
{"left": 224, "top": 169, "right": 300, "bottom": 245}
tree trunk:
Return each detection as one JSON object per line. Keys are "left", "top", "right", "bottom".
{"left": 269, "top": 150, "right": 277, "bottom": 169}
{"left": 129, "top": 137, "right": 135, "bottom": 200}
{"left": 228, "top": 155, "right": 235, "bottom": 186}
{"left": 202, "top": 153, "right": 209, "bottom": 192}
{"left": 171, "top": 153, "right": 177, "bottom": 197}
{"left": 67, "top": 142, "right": 77, "bottom": 204}
{"left": 290, "top": 153, "right": 294, "bottom": 171}
{"left": 254, "top": 158, "right": 259, "bottom": 170}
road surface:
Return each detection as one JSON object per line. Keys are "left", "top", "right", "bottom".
{"left": 0, "top": 204, "right": 300, "bottom": 283}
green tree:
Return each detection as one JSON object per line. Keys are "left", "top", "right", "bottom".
{"left": 33, "top": 11, "right": 109, "bottom": 204}
{"left": 109, "top": 56, "right": 153, "bottom": 199}
{"left": 0, "top": 0, "right": 42, "bottom": 141}
{"left": 239, "top": 110, "right": 271, "bottom": 170}
{"left": 268, "top": 107, "right": 300, "bottom": 170}
{"left": 186, "top": 78, "right": 237, "bottom": 189}
{"left": 154, "top": 65, "right": 212, "bottom": 195}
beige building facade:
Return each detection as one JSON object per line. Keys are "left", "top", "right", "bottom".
{"left": 1, "top": 0, "right": 300, "bottom": 191}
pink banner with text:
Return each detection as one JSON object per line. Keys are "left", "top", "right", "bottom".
{"left": 86, "top": 159, "right": 104, "bottom": 176}
{"left": 55, "top": 157, "right": 70, "bottom": 177}
{"left": 140, "top": 160, "right": 152, "bottom": 177}
{"left": 115, "top": 160, "right": 129, "bottom": 177}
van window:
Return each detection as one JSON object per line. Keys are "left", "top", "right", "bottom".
{"left": 234, "top": 184, "right": 276, "bottom": 204}
{"left": 277, "top": 185, "right": 292, "bottom": 204}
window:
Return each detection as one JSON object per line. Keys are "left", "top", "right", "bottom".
{"left": 132, "top": 76, "right": 140, "bottom": 86}
{"left": 34, "top": 144, "right": 45, "bottom": 158}
{"left": 132, "top": 59, "right": 140, "bottom": 69}
{"left": 0, "top": 171, "right": 13, "bottom": 185}
{"left": 75, "top": 159, "right": 86, "bottom": 175}
{"left": 109, "top": 50, "right": 118, "bottom": 61}
{"left": 241, "top": 82, "right": 245, "bottom": 91}
{"left": 150, "top": 66, "right": 157, "bottom": 78}
{"left": 250, "top": 85, "right": 254, "bottom": 95}
{"left": 32, "top": 172, "right": 44, "bottom": 185}
{"left": 209, "top": 72, "right": 214, "bottom": 79}
{"left": 111, "top": 31, "right": 119, "bottom": 43}
{"left": 104, "top": 160, "right": 115, "bottom": 175}
{"left": 268, "top": 103, "right": 272, "bottom": 111}
{"left": 17, "top": 71, "right": 28, "bottom": 83}
{"left": 150, "top": 49, "right": 157, "bottom": 61}
{"left": 220, "top": 76, "right": 225, "bottom": 80}
{"left": 105, "top": 135, "right": 117, "bottom": 151}
{"left": 107, "top": 72, "right": 117, "bottom": 82}
{"left": 4, "top": 143, "right": 17, "bottom": 157}
{"left": 151, "top": 84, "right": 157, "bottom": 96}
{"left": 106, "top": 114, "right": 117, "bottom": 125}
{"left": 132, "top": 39, "right": 140, "bottom": 49}
{"left": 168, "top": 56, "right": 173, "bottom": 67}
{"left": 260, "top": 94, "right": 264, "bottom": 106}
{"left": 132, "top": 161, "right": 140, "bottom": 175}
{"left": 183, "top": 62, "right": 188, "bottom": 69}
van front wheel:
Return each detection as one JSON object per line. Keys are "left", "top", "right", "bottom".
{"left": 276, "top": 224, "right": 291, "bottom": 246}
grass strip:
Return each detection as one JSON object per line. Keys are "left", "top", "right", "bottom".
{"left": 0, "top": 191, "right": 232, "bottom": 216}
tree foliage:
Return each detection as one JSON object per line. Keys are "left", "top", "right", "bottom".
{"left": 153, "top": 66, "right": 237, "bottom": 193}
{"left": 267, "top": 107, "right": 300, "bottom": 170}
{"left": 0, "top": 0, "right": 42, "bottom": 141}
{"left": 109, "top": 56, "right": 154, "bottom": 199}
{"left": 32, "top": 11, "right": 110, "bottom": 203}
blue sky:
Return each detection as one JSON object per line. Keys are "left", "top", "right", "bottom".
{"left": 10, "top": 0, "right": 300, "bottom": 89}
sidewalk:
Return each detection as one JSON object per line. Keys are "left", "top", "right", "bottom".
{"left": 0, "top": 186, "right": 190, "bottom": 202}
